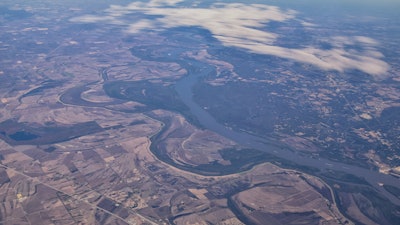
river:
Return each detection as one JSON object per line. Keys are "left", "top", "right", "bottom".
{"left": 174, "top": 60, "right": 400, "bottom": 205}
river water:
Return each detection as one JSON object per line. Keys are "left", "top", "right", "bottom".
{"left": 174, "top": 61, "right": 400, "bottom": 205}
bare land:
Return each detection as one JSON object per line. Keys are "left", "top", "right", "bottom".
{"left": 0, "top": 1, "right": 399, "bottom": 224}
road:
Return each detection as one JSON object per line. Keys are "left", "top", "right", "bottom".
{"left": 0, "top": 164, "right": 158, "bottom": 225}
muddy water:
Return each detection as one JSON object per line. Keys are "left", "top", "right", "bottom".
{"left": 174, "top": 60, "right": 400, "bottom": 205}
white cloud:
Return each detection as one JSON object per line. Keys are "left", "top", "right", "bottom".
{"left": 300, "top": 20, "right": 317, "bottom": 27}
{"left": 71, "top": 0, "right": 389, "bottom": 77}
{"left": 70, "top": 15, "right": 123, "bottom": 25}
{"left": 127, "top": 19, "right": 156, "bottom": 33}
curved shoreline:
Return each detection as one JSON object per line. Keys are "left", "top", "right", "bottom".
{"left": 172, "top": 59, "right": 400, "bottom": 205}
{"left": 60, "top": 56, "right": 400, "bottom": 206}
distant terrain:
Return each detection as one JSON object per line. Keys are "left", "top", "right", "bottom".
{"left": 0, "top": 0, "right": 399, "bottom": 225}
